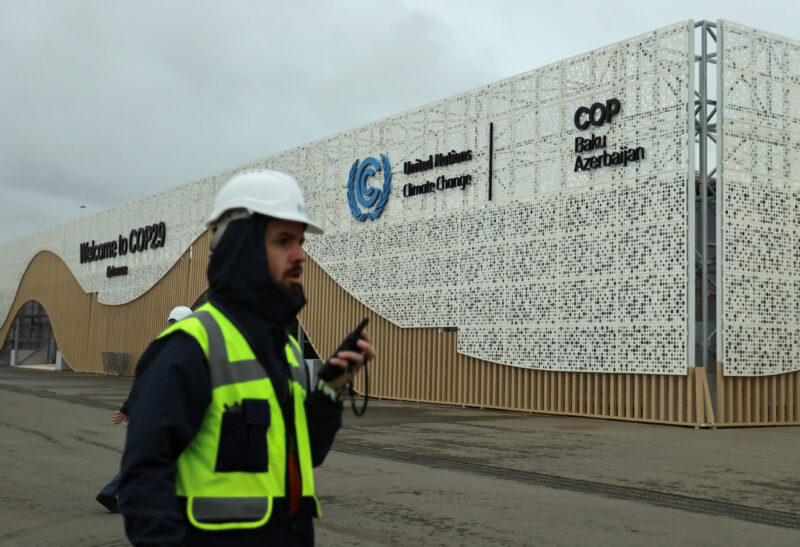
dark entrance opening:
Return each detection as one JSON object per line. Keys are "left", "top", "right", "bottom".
{"left": 0, "top": 301, "right": 57, "bottom": 367}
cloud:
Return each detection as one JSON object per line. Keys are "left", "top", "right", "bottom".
{"left": 1, "top": 0, "right": 798, "bottom": 242}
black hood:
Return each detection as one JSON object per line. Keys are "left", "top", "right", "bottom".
{"left": 206, "top": 214, "right": 306, "bottom": 404}
{"left": 207, "top": 214, "right": 305, "bottom": 329}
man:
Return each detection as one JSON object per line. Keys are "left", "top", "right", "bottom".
{"left": 95, "top": 305, "right": 194, "bottom": 514}
{"left": 118, "top": 171, "right": 375, "bottom": 546}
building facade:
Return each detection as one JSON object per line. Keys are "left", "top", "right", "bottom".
{"left": 2, "top": 20, "right": 799, "bottom": 426}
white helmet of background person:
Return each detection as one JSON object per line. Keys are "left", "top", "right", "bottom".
{"left": 207, "top": 170, "right": 323, "bottom": 250}
{"left": 168, "top": 306, "right": 193, "bottom": 324}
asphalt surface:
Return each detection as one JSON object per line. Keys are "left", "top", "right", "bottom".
{"left": 1, "top": 365, "right": 799, "bottom": 546}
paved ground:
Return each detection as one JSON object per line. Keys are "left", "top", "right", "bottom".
{"left": 1, "top": 365, "right": 799, "bottom": 546}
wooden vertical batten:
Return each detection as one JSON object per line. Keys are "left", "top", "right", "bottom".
{"left": 299, "top": 256, "right": 723, "bottom": 426}
{"left": 2, "top": 235, "right": 799, "bottom": 426}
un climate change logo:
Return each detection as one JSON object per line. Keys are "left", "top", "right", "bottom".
{"left": 347, "top": 154, "right": 391, "bottom": 221}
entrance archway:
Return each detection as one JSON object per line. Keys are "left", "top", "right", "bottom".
{"left": 0, "top": 300, "right": 57, "bottom": 367}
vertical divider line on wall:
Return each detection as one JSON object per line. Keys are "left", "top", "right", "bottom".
{"left": 488, "top": 122, "right": 494, "bottom": 201}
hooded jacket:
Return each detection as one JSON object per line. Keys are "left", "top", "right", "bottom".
{"left": 118, "top": 215, "right": 342, "bottom": 547}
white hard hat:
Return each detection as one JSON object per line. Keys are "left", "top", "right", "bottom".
{"left": 207, "top": 170, "right": 323, "bottom": 234}
{"left": 168, "top": 306, "right": 193, "bottom": 323}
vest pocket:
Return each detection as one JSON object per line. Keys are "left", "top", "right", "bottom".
{"left": 216, "top": 398, "right": 270, "bottom": 472}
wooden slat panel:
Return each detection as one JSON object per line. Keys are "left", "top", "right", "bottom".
{"left": 4, "top": 246, "right": 795, "bottom": 428}
{"left": 609, "top": 374, "right": 616, "bottom": 417}
{"left": 725, "top": 376, "right": 733, "bottom": 424}
{"left": 772, "top": 375, "right": 778, "bottom": 423}
{"left": 796, "top": 372, "right": 800, "bottom": 421}
{"left": 667, "top": 376, "right": 675, "bottom": 422}
{"left": 754, "top": 378, "right": 761, "bottom": 423}
{"left": 650, "top": 374, "right": 656, "bottom": 420}
{"left": 552, "top": 372, "right": 558, "bottom": 413}
{"left": 495, "top": 361, "right": 502, "bottom": 408}
{"left": 694, "top": 368, "right": 705, "bottom": 425}
{"left": 746, "top": 379, "right": 753, "bottom": 424}
{"left": 512, "top": 367, "right": 518, "bottom": 409}
{"left": 544, "top": 371, "right": 551, "bottom": 411}
{"left": 557, "top": 372, "right": 563, "bottom": 413}
{"left": 0, "top": 235, "right": 212, "bottom": 374}
{"left": 688, "top": 374, "right": 694, "bottom": 423}
{"left": 625, "top": 375, "right": 632, "bottom": 418}
{"left": 702, "top": 370, "right": 715, "bottom": 425}
{"left": 507, "top": 367, "right": 513, "bottom": 409}
{"left": 569, "top": 372, "right": 579, "bottom": 412}
{"left": 719, "top": 364, "right": 727, "bottom": 424}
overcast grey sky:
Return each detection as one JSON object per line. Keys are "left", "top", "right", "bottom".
{"left": 1, "top": 0, "right": 796, "bottom": 242}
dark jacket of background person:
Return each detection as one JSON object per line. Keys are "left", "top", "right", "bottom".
{"left": 117, "top": 215, "right": 343, "bottom": 546}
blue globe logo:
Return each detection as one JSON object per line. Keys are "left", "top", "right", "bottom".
{"left": 347, "top": 154, "right": 391, "bottom": 221}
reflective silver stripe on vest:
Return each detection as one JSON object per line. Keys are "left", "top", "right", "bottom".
{"left": 192, "top": 497, "right": 269, "bottom": 522}
{"left": 288, "top": 338, "right": 308, "bottom": 391}
{"left": 193, "top": 310, "right": 308, "bottom": 391}
{"left": 193, "top": 311, "right": 265, "bottom": 389}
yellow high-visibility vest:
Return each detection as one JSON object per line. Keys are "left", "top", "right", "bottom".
{"left": 158, "top": 302, "right": 318, "bottom": 530}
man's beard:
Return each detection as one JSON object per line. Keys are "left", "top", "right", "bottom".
{"left": 285, "top": 281, "right": 304, "bottom": 298}
{"left": 282, "top": 267, "right": 304, "bottom": 298}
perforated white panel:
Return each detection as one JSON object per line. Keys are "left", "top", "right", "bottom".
{"left": 719, "top": 21, "right": 800, "bottom": 375}
{"left": 0, "top": 173, "right": 225, "bottom": 322}
{"left": 0, "top": 22, "right": 694, "bottom": 375}
{"left": 281, "top": 22, "right": 694, "bottom": 374}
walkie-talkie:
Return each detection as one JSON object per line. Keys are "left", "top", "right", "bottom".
{"left": 317, "top": 318, "right": 369, "bottom": 382}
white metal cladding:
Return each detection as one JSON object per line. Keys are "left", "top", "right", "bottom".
{"left": 718, "top": 21, "right": 800, "bottom": 376}
{"left": 0, "top": 172, "right": 225, "bottom": 322}
{"left": 283, "top": 21, "right": 694, "bottom": 374}
{"left": 0, "top": 21, "right": 694, "bottom": 376}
